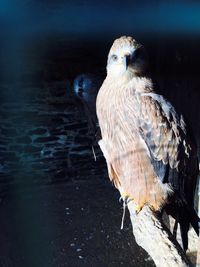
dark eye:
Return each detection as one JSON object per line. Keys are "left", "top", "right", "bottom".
{"left": 111, "top": 54, "right": 118, "bottom": 61}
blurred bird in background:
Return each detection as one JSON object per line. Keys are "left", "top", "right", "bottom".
{"left": 73, "top": 73, "right": 104, "bottom": 160}
{"left": 73, "top": 73, "right": 103, "bottom": 137}
{"left": 96, "top": 36, "right": 199, "bottom": 250}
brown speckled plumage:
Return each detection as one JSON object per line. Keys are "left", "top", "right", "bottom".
{"left": 97, "top": 36, "right": 199, "bottom": 250}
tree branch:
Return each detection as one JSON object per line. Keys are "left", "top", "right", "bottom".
{"left": 127, "top": 201, "right": 192, "bottom": 267}
{"left": 98, "top": 139, "right": 192, "bottom": 266}
{"left": 197, "top": 237, "right": 200, "bottom": 266}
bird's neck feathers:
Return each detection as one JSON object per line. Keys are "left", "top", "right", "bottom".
{"left": 105, "top": 74, "right": 154, "bottom": 94}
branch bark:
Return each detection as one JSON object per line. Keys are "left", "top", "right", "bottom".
{"left": 127, "top": 201, "right": 192, "bottom": 267}
{"left": 98, "top": 139, "right": 192, "bottom": 266}
{"left": 197, "top": 237, "right": 200, "bottom": 266}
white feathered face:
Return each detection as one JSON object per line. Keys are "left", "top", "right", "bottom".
{"left": 106, "top": 36, "right": 148, "bottom": 77}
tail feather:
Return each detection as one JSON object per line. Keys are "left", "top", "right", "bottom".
{"left": 180, "top": 222, "right": 189, "bottom": 251}
{"left": 189, "top": 207, "right": 200, "bottom": 235}
{"left": 179, "top": 205, "right": 199, "bottom": 251}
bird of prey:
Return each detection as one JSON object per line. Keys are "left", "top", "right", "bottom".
{"left": 96, "top": 36, "right": 199, "bottom": 250}
{"left": 73, "top": 73, "right": 103, "bottom": 137}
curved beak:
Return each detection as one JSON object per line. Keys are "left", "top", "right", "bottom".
{"left": 123, "top": 54, "right": 131, "bottom": 70}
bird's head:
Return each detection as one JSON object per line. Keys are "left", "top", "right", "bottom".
{"left": 73, "top": 74, "right": 102, "bottom": 103}
{"left": 107, "top": 36, "right": 148, "bottom": 79}
{"left": 73, "top": 74, "right": 96, "bottom": 102}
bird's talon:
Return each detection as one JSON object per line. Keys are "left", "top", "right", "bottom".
{"left": 135, "top": 205, "right": 142, "bottom": 213}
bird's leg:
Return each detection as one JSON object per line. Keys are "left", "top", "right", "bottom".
{"left": 118, "top": 186, "right": 141, "bottom": 214}
{"left": 119, "top": 195, "right": 128, "bottom": 230}
{"left": 91, "top": 127, "right": 101, "bottom": 161}
{"left": 94, "top": 127, "right": 101, "bottom": 143}
{"left": 83, "top": 104, "right": 96, "bottom": 136}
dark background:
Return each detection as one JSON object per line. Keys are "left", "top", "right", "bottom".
{"left": 0, "top": 0, "right": 200, "bottom": 266}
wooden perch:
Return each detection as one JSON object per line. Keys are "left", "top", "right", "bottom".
{"left": 99, "top": 139, "right": 193, "bottom": 266}
{"left": 127, "top": 201, "right": 192, "bottom": 267}
{"left": 197, "top": 237, "right": 200, "bottom": 266}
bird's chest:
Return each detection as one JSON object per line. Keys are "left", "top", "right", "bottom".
{"left": 97, "top": 87, "right": 140, "bottom": 146}
{"left": 98, "top": 91, "right": 121, "bottom": 127}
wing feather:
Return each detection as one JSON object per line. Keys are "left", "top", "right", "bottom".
{"left": 137, "top": 93, "right": 194, "bottom": 187}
